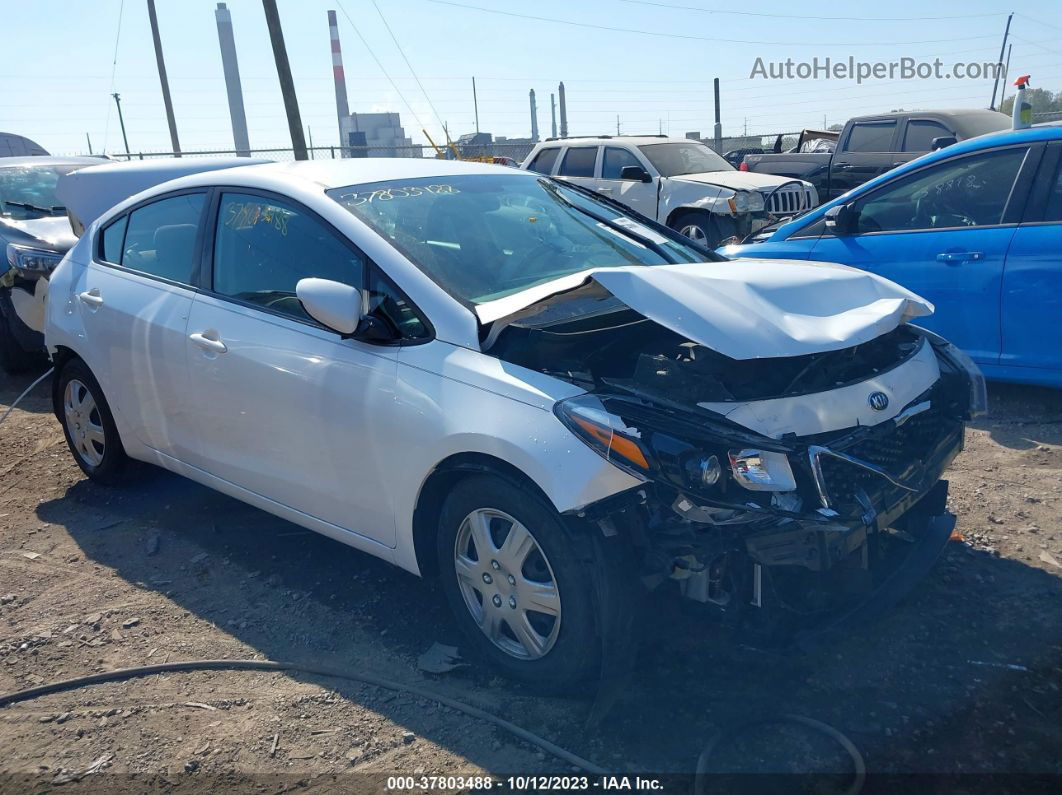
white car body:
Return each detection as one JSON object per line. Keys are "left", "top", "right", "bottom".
{"left": 520, "top": 137, "right": 817, "bottom": 244}
{"left": 44, "top": 158, "right": 977, "bottom": 681}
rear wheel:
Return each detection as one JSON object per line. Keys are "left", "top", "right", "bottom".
{"left": 56, "top": 359, "right": 133, "bottom": 485}
{"left": 437, "top": 475, "right": 608, "bottom": 691}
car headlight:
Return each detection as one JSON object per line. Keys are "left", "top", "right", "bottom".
{"left": 726, "top": 190, "right": 747, "bottom": 215}
{"left": 746, "top": 191, "right": 765, "bottom": 212}
{"left": 6, "top": 244, "right": 65, "bottom": 273}
{"left": 554, "top": 394, "right": 795, "bottom": 495}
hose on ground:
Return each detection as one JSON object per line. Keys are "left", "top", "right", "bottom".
{"left": 0, "top": 366, "right": 54, "bottom": 428}
{"left": 0, "top": 658, "right": 608, "bottom": 775}
{"left": 0, "top": 658, "right": 865, "bottom": 791}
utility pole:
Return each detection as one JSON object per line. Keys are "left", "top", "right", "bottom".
{"left": 616, "top": 115, "right": 620, "bottom": 136}
{"left": 550, "top": 94, "right": 557, "bottom": 138}
{"left": 262, "top": 0, "right": 308, "bottom": 160}
{"left": 85, "top": 133, "right": 93, "bottom": 155}
{"left": 999, "top": 43, "right": 1014, "bottom": 110}
{"left": 307, "top": 125, "right": 314, "bottom": 159}
{"left": 112, "top": 93, "right": 131, "bottom": 157}
{"left": 989, "top": 12, "right": 1013, "bottom": 110}
{"left": 146, "top": 0, "right": 181, "bottom": 156}
{"left": 472, "top": 76, "right": 480, "bottom": 134}
{"left": 713, "top": 77, "right": 722, "bottom": 152}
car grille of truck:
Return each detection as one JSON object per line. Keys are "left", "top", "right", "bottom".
{"left": 765, "top": 187, "right": 813, "bottom": 215}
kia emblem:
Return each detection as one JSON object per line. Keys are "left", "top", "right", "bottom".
{"left": 868, "top": 391, "right": 890, "bottom": 411}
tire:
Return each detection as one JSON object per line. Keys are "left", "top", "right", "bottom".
{"left": 56, "top": 359, "right": 133, "bottom": 485}
{"left": 436, "top": 474, "right": 613, "bottom": 691}
{"left": 0, "top": 300, "right": 44, "bottom": 374}
{"left": 670, "top": 211, "right": 723, "bottom": 249}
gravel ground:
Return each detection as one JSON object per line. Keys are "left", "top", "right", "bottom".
{"left": 0, "top": 365, "right": 1060, "bottom": 792}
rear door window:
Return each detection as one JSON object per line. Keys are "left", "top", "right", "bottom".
{"left": 100, "top": 215, "right": 128, "bottom": 265}
{"left": 845, "top": 121, "right": 898, "bottom": 153}
{"left": 527, "top": 147, "right": 560, "bottom": 175}
{"left": 120, "top": 193, "right": 206, "bottom": 284}
{"left": 557, "top": 147, "right": 598, "bottom": 178}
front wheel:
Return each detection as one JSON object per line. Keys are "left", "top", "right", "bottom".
{"left": 670, "top": 211, "right": 723, "bottom": 249}
{"left": 437, "top": 475, "right": 608, "bottom": 691}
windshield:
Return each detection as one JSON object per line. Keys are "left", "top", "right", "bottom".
{"left": 327, "top": 173, "right": 707, "bottom": 304}
{"left": 0, "top": 164, "right": 78, "bottom": 220}
{"left": 639, "top": 142, "right": 734, "bottom": 177}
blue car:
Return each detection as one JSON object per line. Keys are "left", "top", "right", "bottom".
{"left": 720, "top": 124, "right": 1062, "bottom": 388}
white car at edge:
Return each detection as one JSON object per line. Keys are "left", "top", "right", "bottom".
{"left": 46, "top": 158, "right": 980, "bottom": 689}
{"left": 521, "top": 136, "right": 817, "bottom": 248}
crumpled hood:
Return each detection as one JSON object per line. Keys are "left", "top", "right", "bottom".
{"left": 670, "top": 170, "right": 807, "bottom": 192}
{"left": 479, "top": 260, "right": 933, "bottom": 361}
{"left": 0, "top": 215, "right": 77, "bottom": 250}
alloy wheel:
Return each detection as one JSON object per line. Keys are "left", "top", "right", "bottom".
{"left": 63, "top": 379, "right": 106, "bottom": 467}
{"left": 679, "top": 223, "right": 708, "bottom": 245}
{"left": 453, "top": 508, "right": 562, "bottom": 660}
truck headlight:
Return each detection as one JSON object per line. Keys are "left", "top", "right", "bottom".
{"left": 746, "top": 191, "right": 765, "bottom": 212}
{"left": 726, "top": 191, "right": 748, "bottom": 215}
{"left": 6, "top": 244, "right": 65, "bottom": 273}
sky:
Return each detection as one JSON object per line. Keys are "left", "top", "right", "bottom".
{"left": 3, "top": 0, "right": 1061, "bottom": 156}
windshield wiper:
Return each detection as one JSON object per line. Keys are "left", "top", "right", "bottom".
{"left": 539, "top": 180, "right": 678, "bottom": 263}
{"left": 2, "top": 201, "right": 65, "bottom": 216}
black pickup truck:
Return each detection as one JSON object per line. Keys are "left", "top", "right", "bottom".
{"left": 743, "top": 109, "right": 1009, "bottom": 205}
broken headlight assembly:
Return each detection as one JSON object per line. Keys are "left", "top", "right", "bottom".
{"left": 554, "top": 394, "right": 796, "bottom": 497}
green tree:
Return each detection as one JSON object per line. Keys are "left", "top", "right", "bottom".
{"left": 1000, "top": 87, "right": 1062, "bottom": 116}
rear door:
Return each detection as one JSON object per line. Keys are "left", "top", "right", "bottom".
{"left": 808, "top": 144, "right": 1035, "bottom": 365}
{"left": 999, "top": 142, "right": 1062, "bottom": 374}
{"left": 75, "top": 191, "right": 206, "bottom": 460}
{"left": 554, "top": 146, "right": 600, "bottom": 192}
{"left": 830, "top": 119, "right": 901, "bottom": 199}
{"left": 183, "top": 189, "right": 405, "bottom": 547}
{"left": 594, "top": 146, "right": 659, "bottom": 219}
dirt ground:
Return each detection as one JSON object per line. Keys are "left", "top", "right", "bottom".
{"left": 0, "top": 365, "right": 1060, "bottom": 792}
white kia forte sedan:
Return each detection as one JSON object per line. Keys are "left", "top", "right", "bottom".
{"left": 45, "top": 159, "right": 983, "bottom": 688}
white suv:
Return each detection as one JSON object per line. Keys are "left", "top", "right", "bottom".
{"left": 522, "top": 136, "right": 816, "bottom": 248}
{"left": 47, "top": 158, "right": 976, "bottom": 689}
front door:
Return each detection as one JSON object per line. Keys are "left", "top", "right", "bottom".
{"left": 73, "top": 191, "right": 206, "bottom": 459}
{"left": 809, "top": 145, "right": 1032, "bottom": 366}
{"left": 183, "top": 191, "right": 401, "bottom": 547}
{"left": 595, "top": 146, "right": 659, "bottom": 219}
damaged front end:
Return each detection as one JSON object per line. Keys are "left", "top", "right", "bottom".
{"left": 487, "top": 273, "right": 983, "bottom": 645}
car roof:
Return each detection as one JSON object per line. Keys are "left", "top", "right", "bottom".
{"left": 173, "top": 156, "right": 533, "bottom": 190}
{"left": 0, "top": 155, "right": 109, "bottom": 168}
{"left": 537, "top": 136, "right": 686, "bottom": 147}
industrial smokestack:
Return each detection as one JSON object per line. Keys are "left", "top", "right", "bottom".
{"left": 558, "top": 82, "right": 568, "bottom": 138}
{"left": 215, "top": 3, "right": 250, "bottom": 156}
{"left": 550, "top": 93, "right": 557, "bottom": 138}
{"left": 529, "top": 89, "right": 539, "bottom": 142}
{"left": 327, "top": 10, "right": 351, "bottom": 155}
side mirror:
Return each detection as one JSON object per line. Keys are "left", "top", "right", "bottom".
{"left": 296, "top": 277, "right": 363, "bottom": 335}
{"left": 930, "top": 135, "right": 957, "bottom": 151}
{"left": 619, "top": 165, "right": 652, "bottom": 183}
{"left": 824, "top": 203, "right": 859, "bottom": 235}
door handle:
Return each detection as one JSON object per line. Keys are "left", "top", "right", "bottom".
{"left": 936, "top": 251, "right": 985, "bottom": 264}
{"left": 189, "top": 332, "right": 228, "bottom": 354}
{"left": 598, "top": 187, "right": 614, "bottom": 193}
{"left": 78, "top": 289, "right": 103, "bottom": 308}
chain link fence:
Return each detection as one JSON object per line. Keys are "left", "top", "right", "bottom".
{"left": 100, "top": 133, "right": 809, "bottom": 165}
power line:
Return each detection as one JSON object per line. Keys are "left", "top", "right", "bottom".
{"left": 368, "top": 0, "right": 448, "bottom": 136}
{"left": 333, "top": 0, "right": 431, "bottom": 137}
{"left": 615, "top": 0, "right": 1007, "bottom": 22}
{"left": 424, "top": 0, "right": 1000, "bottom": 47}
